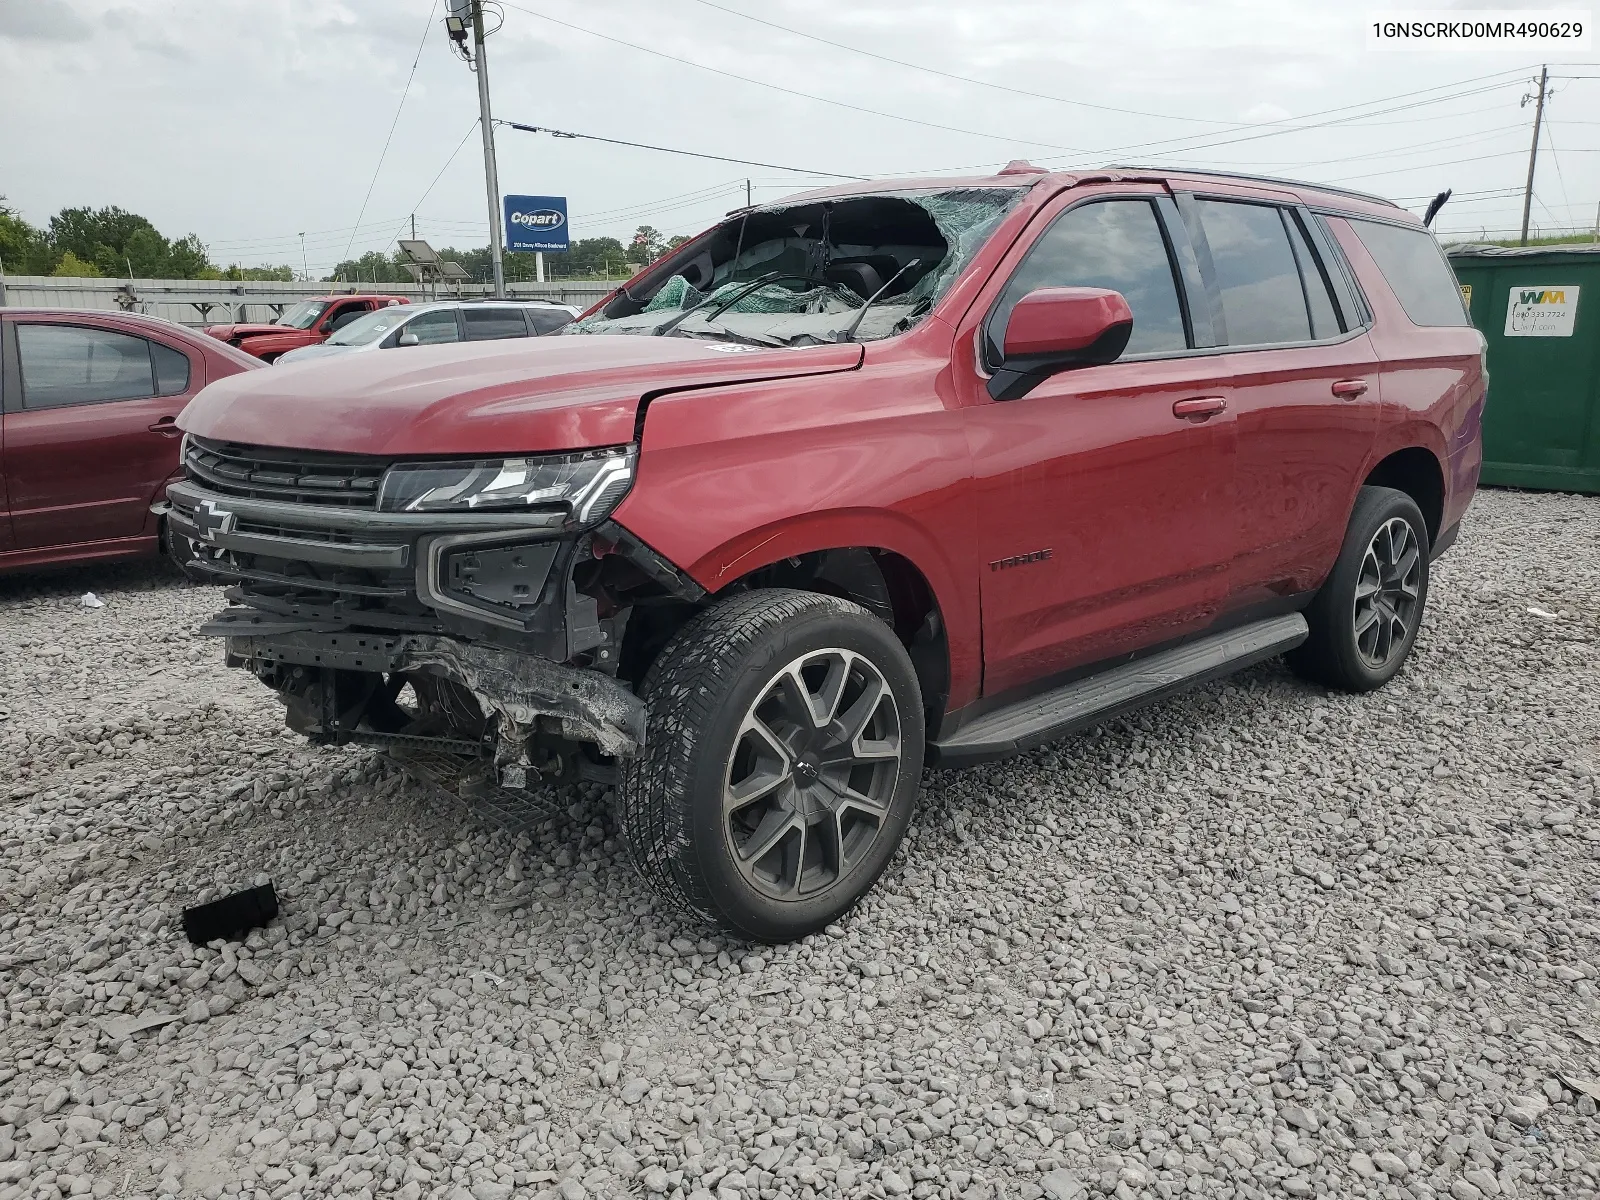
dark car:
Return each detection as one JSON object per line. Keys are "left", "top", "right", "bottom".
{"left": 0, "top": 309, "right": 260, "bottom": 574}
{"left": 170, "top": 164, "right": 1484, "bottom": 941}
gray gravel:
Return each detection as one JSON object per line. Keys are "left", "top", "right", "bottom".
{"left": 1, "top": 486, "right": 1597, "bottom": 1200}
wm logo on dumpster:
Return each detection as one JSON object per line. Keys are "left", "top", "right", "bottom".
{"left": 1519, "top": 289, "right": 1566, "bottom": 305}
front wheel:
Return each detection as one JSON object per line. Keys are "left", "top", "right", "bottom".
{"left": 1287, "top": 485, "right": 1430, "bottom": 692}
{"left": 618, "top": 589, "right": 924, "bottom": 942}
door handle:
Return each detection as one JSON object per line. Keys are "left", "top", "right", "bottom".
{"left": 1331, "top": 379, "right": 1369, "bottom": 399}
{"left": 148, "top": 416, "right": 181, "bottom": 437}
{"left": 1172, "top": 396, "right": 1227, "bottom": 420}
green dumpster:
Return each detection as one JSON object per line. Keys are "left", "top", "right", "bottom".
{"left": 1447, "top": 243, "right": 1600, "bottom": 494}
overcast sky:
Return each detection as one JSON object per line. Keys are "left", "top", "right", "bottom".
{"left": 1, "top": 0, "right": 1595, "bottom": 274}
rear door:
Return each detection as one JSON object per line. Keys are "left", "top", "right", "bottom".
{"left": 1, "top": 319, "right": 196, "bottom": 549}
{"left": 462, "top": 307, "right": 532, "bottom": 342}
{"left": 1180, "top": 194, "right": 1383, "bottom": 607}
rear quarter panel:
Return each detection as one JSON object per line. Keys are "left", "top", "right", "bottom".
{"left": 1328, "top": 217, "right": 1485, "bottom": 537}
{"left": 610, "top": 324, "right": 984, "bottom": 708}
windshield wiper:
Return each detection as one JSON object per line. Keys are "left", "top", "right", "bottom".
{"left": 652, "top": 271, "right": 781, "bottom": 337}
{"left": 836, "top": 259, "right": 921, "bottom": 343}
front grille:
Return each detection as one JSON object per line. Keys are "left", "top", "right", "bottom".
{"left": 185, "top": 436, "right": 391, "bottom": 508}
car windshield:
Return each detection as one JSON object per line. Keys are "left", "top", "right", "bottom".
{"left": 327, "top": 307, "right": 406, "bottom": 346}
{"left": 568, "top": 187, "right": 1026, "bottom": 346}
{"left": 275, "top": 300, "right": 332, "bottom": 330}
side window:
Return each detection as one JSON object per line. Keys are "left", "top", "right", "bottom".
{"left": 151, "top": 342, "right": 192, "bottom": 395}
{"left": 1347, "top": 218, "right": 1470, "bottom": 328}
{"left": 16, "top": 324, "right": 156, "bottom": 409}
{"left": 1282, "top": 212, "right": 1343, "bottom": 340}
{"left": 1197, "top": 200, "right": 1312, "bottom": 346}
{"left": 326, "top": 304, "right": 369, "bottom": 333}
{"left": 527, "top": 308, "right": 572, "bottom": 335}
{"left": 989, "top": 199, "right": 1187, "bottom": 362}
{"left": 463, "top": 308, "right": 531, "bottom": 341}
{"left": 402, "top": 310, "right": 462, "bottom": 346}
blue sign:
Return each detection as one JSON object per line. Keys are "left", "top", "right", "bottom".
{"left": 504, "top": 194, "right": 568, "bottom": 253}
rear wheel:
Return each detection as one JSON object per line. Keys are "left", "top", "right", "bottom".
{"left": 1287, "top": 485, "right": 1430, "bottom": 692}
{"left": 618, "top": 589, "right": 923, "bottom": 942}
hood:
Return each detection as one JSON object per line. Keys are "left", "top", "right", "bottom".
{"left": 275, "top": 342, "right": 352, "bottom": 364}
{"left": 178, "top": 334, "right": 864, "bottom": 455}
{"left": 204, "top": 322, "right": 296, "bottom": 341}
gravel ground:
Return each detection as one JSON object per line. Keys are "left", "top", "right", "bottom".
{"left": 1, "top": 486, "right": 1597, "bottom": 1200}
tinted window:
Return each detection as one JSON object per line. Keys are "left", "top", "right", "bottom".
{"left": 1198, "top": 201, "right": 1311, "bottom": 346}
{"left": 326, "top": 304, "right": 370, "bottom": 332}
{"left": 1283, "top": 213, "right": 1342, "bottom": 340}
{"left": 401, "top": 310, "right": 461, "bottom": 346}
{"left": 1348, "top": 218, "right": 1470, "bottom": 327}
{"left": 17, "top": 324, "right": 156, "bottom": 409}
{"left": 463, "top": 308, "right": 531, "bottom": 341}
{"left": 991, "top": 199, "right": 1186, "bottom": 360}
{"left": 151, "top": 342, "right": 191, "bottom": 395}
{"left": 526, "top": 308, "right": 572, "bottom": 335}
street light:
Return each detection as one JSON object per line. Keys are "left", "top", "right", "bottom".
{"left": 298, "top": 232, "right": 308, "bottom": 282}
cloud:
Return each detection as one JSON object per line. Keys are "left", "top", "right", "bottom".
{"left": 0, "top": 0, "right": 93, "bottom": 42}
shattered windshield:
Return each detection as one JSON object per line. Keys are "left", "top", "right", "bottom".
{"left": 275, "top": 300, "right": 331, "bottom": 330}
{"left": 568, "top": 187, "right": 1026, "bottom": 347}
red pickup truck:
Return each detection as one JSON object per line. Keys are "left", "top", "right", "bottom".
{"left": 203, "top": 294, "right": 409, "bottom": 362}
{"left": 170, "top": 165, "right": 1484, "bottom": 940}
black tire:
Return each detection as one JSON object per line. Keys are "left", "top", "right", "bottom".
{"left": 1287, "top": 485, "right": 1430, "bottom": 692}
{"left": 618, "top": 588, "right": 924, "bottom": 942}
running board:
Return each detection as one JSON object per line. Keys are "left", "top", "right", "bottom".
{"left": 930, "top": 613, "right": 1308, "bottom": 768}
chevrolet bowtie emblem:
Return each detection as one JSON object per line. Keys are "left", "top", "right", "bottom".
{"left": 195, "top": 499, "right": 237, "bottom": 538}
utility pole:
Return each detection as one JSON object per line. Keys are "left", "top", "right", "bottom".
{"left": 299, "top": 232, "right": 308, "bottom": 281}
{"left": 411, "top": 214, "right": 417, "bottom": 241}
{"left": 745, "top": 179, "right": 752, "bottom": 207}
{"left": 471, "top": 0, "right": 506, "bottom": 297}
{"left": 1519, "top": 65, "right": 1551, "bottom": 247}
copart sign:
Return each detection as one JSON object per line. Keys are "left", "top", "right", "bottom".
{"left": 504, "top": 194, "right": 569, "bottom": 253}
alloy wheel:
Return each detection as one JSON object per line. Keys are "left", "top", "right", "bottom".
{"left": 723, "top": 648, "right": 902, "bottom": 900}
{"left": 1352, "top": 516, "right": 1422, "bottom": 669}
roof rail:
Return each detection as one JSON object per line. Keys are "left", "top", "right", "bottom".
{"left": 1104, "top": 165, "right": 1399, "bottom": 209}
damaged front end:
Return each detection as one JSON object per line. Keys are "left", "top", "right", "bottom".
{"left": 167, "top": 435, "right": 696, "bottom": 790}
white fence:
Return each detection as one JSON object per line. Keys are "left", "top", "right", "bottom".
{"left": 0, "top": 275, "right": 618, "bottom": 327}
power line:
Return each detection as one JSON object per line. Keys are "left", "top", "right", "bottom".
{"left": 340, "top": 0, "right": 438, "bottom": 264}
{"left": 496, "top": 1, "right": 1095, "bottom": 155}
{"left": 503, "top": 121, "right": 865, "bottom": 180}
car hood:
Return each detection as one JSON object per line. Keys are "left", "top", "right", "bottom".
{"left": 204, "top": 322, "right": 298, "bottom": 341}
{"left": 276, "top": 343, "right": 354, "bottom": 364}
{"left": 178, "top": 335, "right": 864, "bottom": 455}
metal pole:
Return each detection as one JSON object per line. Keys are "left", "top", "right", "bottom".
{"left": 746, "top": 179, "right": 752, "bottom": 207}
{"left": 299, "top": 233, "right": 308, "bottom": 281}
{"left": 473, "top": 0, "right": 506, "bottom": 298}
{"left": 1519, "top": 65, "right": 1549, "bottom": 247}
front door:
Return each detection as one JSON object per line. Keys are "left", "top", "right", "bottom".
{"left": 2, "top": 319, "right": 196, "bottom": 550}
{"left": 957, "top": 194, "right": 1239, "bottom": 697}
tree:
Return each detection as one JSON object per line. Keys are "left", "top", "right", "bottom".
{"left": 45, "top": 205, "right": 217, "bottom": 278}
{"left": 630, "top": 225, "right": 666, "bottom": 263}
{"left": 52, "top": 251, "right": 101, "bottom": 277}
{"left": 219, "top": 264, "right": 295, "bottom": 282}
{"left": 0, "top": 199, "right": 49, "bottom": 274}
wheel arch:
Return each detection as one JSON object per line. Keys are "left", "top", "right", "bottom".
{"left": 1362, "top": 444, "right": 1445, "bottom": 544}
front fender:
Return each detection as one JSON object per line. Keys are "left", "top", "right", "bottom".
{"left": 610, "top": 357, "right": 981, "bottom": 707}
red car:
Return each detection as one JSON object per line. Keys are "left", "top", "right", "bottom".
{"left": 203, "top": 294, "right": 409, "bottom": 362}
{"left": 0, "top": 309, "right": 260, "bottom": 574}
{"left": 171, "top": 165, "right": 1484, "bottom": 940}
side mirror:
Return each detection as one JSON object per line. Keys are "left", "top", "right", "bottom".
{"left": 988, "top": 287, "right": 1134, "bottom": 401}
{"left": 397, "top": 332, "right": 420, "bottom": 347}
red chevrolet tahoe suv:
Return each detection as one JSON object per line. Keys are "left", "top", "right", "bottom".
{"left": 167, "top": 165, "right": 1484, "bottom": 941}
{"left": 203, "top": 294, "right": 410, "bottom": 362}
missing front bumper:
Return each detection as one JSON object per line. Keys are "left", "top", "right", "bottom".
{"left": 206, "top": 617, "right": 646, "bottom": 759}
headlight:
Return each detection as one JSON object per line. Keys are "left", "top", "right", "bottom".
{"left": 376, "top": 446, "right": 636, "bottom": 524}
